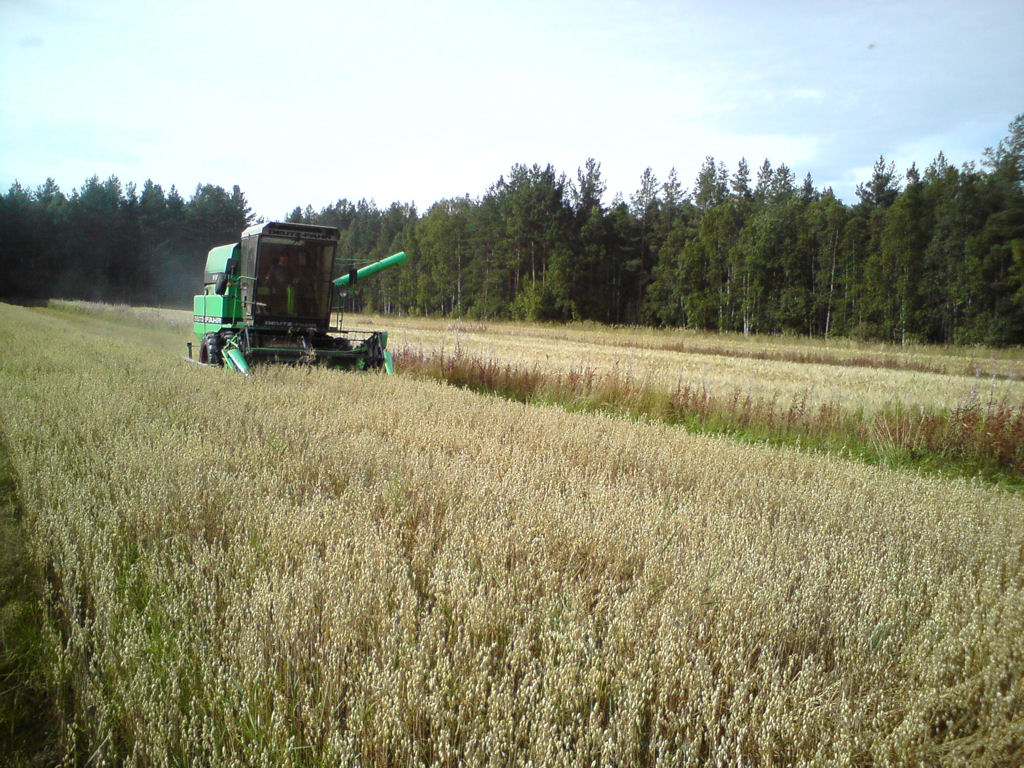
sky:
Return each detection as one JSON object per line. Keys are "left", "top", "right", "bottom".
{"left": 1, "top": 0, "right": 1022, "bottom": 220}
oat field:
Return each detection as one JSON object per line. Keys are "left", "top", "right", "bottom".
{"left": 1, "top": 301, "right": 1022, "bottom": 766}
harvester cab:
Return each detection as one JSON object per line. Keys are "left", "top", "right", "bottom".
{"left": 191, "top": 221, "right": 407, "bottom": 374}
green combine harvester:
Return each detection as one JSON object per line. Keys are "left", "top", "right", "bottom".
{"left": 189, "top": 221, "right": 407, "bottom": 375}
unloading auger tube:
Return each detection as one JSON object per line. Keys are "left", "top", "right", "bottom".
{"left": 188, "top": 221, "right": 408, "bottom": 375}
{"left": 333, "top": 250, "right": 409, "bottom": 288}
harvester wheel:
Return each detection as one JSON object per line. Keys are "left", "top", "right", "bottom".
{"left": 363, "top": 334, "right": 385, "bottom": 370}
{"left": 199, "top": 333, "right": 222, "bottom": 366}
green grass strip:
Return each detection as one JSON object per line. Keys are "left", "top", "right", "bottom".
{"left": 0, "top": 434, "right": 58, "bottom": 766}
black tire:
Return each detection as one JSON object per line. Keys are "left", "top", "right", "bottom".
{"left": 200, "top": 332, "right": 222, "bottom": 366}
{"left": 363, "top": 335, "right": 384, "bottom": 370}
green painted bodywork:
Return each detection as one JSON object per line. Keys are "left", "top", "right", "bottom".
{"left": 223, "top": 347, "right": 251, "bottom": 375}
{"left": 193, "top": 294, "right": 243, "bottom": 335}
{"left": 193, "top": 243, "right": 243, "bottom": 338}
{"left": 204, "top": 243, "right": 240, "bottom": 281}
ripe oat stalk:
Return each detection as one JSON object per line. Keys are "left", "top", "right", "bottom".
{"left": 1, "top": 301, "right": 1022, "bottom": 766}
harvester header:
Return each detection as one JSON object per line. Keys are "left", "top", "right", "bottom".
{"left": 189, "top": 221, "right": 407, "bottom": 374}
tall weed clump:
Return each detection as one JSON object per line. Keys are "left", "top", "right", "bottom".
{"left": 1, "top": 302, "right": 1023, "bottom": 766}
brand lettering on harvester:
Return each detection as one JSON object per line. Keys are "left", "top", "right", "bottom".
{"left": 262, "top": 226, "right": 335, "bottom": 241}
{"left": 193, "top": 315, "right": 226, "bottom": 325}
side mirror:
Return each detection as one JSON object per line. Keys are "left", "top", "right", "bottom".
{"left": 215, "top": 258, "right": 238, "bottom": 295}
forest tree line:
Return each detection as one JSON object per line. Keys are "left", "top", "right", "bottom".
{"left": 2, "top": 115, "right": 1022, "bottom": 345}
{"left": 0, "top": 178, "right": 253, "bottom": 307}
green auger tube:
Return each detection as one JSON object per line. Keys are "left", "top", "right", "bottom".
{"left": 333, "top": 251, "right": 408, "bottom": 287}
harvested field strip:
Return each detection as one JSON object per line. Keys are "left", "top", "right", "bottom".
{"left": 386, "top": 326, "right": 1024, "bottom": 418}
{"left": 379, "top": 313, "right": 1024, "bottom": 382}
{"left": 657, "top": 340, "right": 1023, "bottom": 380}
{"left": 396, "top": 346, "right": 1024, "bottom": 487}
